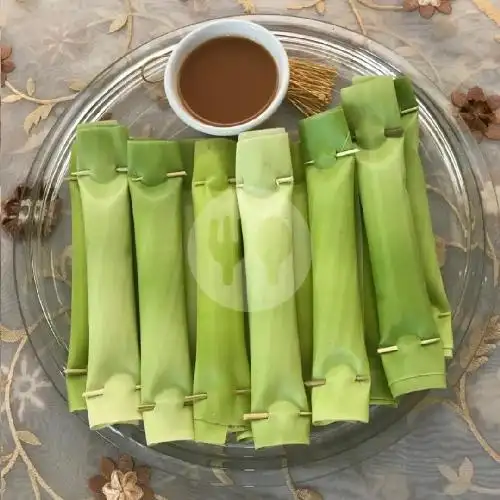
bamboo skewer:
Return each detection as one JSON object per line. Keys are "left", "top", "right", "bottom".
{"left": 243, "top": 411, "right": 313, "bottom": 422}
{"left": 76, "top": 379, "right": 373, "bottom": 405}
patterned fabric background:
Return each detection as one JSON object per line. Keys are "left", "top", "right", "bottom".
{"left": 1, "top": 0, "right": 500, "bottom": 498}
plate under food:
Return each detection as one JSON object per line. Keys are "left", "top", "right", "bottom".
{"left": 14, "top": 15, "right": 499, "bottom": 483}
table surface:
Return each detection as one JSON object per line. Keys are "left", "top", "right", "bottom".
{"left": 2, "top": 1, "right": 500, "bottom": 498}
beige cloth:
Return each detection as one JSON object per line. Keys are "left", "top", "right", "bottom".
{"left": 1, "top": 0, "right": 500, "bottom": 498}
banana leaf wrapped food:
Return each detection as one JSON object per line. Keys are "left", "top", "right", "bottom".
{"left": 352, "top": 75, "right": 453, "bottom": 358}
{"left": 66, "top": 144, "right": 89, "bottom": 412}
{"left": 394, "top": 76, "right": 453, "bottom": 358}
{"left": 360, "top": 222, "right": 395, "bottom": 406}
{"left": 76, "top": 122, "right": 141, "bottom": 427}
{"left": 191, "top": 138, "right": 251, "bottom": 444}
{"left": 341, "top": 77, "right": 446, "bottom": 398}
{"left": 299, "top": 107, "right": 371, "bottom": 423}
{"left": 180, "top": 139, "right": 198, "bottom": 359}
{"left": 128, "top": 139, "right": 194, "bottom": 444}
{"left": 236, "top": 128, "right": 310, "bottom": 448}
{"left": 290, "top": 141, "right": 313, "bottom": 381}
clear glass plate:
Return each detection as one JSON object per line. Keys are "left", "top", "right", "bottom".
{"left": 14, "top": 15, "right": 500, "bottom": 482}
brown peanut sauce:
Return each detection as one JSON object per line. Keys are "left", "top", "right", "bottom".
{"left": 178, "top": 36, "right": 278, "bottom": 127}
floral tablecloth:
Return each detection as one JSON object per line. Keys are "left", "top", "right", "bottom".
{"left": 2, "top": 0, "right": 500, "bottom": 498}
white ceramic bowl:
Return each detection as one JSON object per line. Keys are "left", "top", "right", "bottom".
{"left": 164, "top": 19, "right": 290, "bottom": 137}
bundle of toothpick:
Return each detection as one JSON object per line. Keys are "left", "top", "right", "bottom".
{"left": 287, "top": 57, "right": 337, "bottom": 116}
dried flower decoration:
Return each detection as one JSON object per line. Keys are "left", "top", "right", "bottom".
{"left": 451, "top": 86, "right": 500, "bottom": 141}
{"left": 1, "top": 44, "right": 15, "bottom": 86}
{"left": 237, "top": 0, "right": 256, "bottom": 14}
{"left": 88, "top": 455, "right": 154, "bottom": 500}
{"left": 1, "top": 184, "right": 61, "bottom": 239}
{"left": 403, "top": 0, "right": 452, "bottom": 18}
{"left": 296, "top": 487, "right": 324, "bottom": 500}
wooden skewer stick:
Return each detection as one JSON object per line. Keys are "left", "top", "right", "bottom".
{"left": 184, "top": 393, "right": 208, "bottom": 403}
{"left": 138, "top": 393, "right": 207, "bottom": 412}
{"left": 137, "top": 377, "right": 366, "bottom": 413}
{"left": 243, "top": 411, "right": 312, "bottom": 422}
{"left": 235, "top": 388, "right": 251, "bottom": 395}
{"left": 139, "top": 389, "right": 249, "bottom": 412}
{"left": 304, "top": 379, "right": 326, "bottom": 388}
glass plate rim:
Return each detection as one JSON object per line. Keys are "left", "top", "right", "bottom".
{"left": 13, "top": 14, "right": 500, "bottom": 481}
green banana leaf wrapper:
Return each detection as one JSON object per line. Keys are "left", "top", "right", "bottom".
{"left": 180, "top": 140, "right": 198, "bottom": 359}
{"left": 353, "top": 75, "right": 453, "bottom": 358}
{"left": 76, "top": 122, "right": 141, "bottom": 428}
{"left": 192, "top": 138, "right": 250, "bottom": 445}
{"left": 128, "top": 140, "right": 194, "bottom": 444}
{"left": 290, "top": 141, "right": 313, "bottom": 381}
{"left": 299, "top": 107, "right": 371, "bottom": 423}
{"left": 341, "top": 77, "right": 446, "bottom": 398}
{"left": 66, "top": 143, "right": 89, "bottom": 412}
{"left": 394, "top": 77, "right": 453, "bottom": 358}
{"left": 236, "top": 128, "right": 310, "bottom": 448}
{"left": 360, "top": 220, "right": 395, "bottom": 406}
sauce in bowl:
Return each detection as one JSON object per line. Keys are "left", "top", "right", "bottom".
{"left": 178, "top": 36, "right": 278, "bottom": 127}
